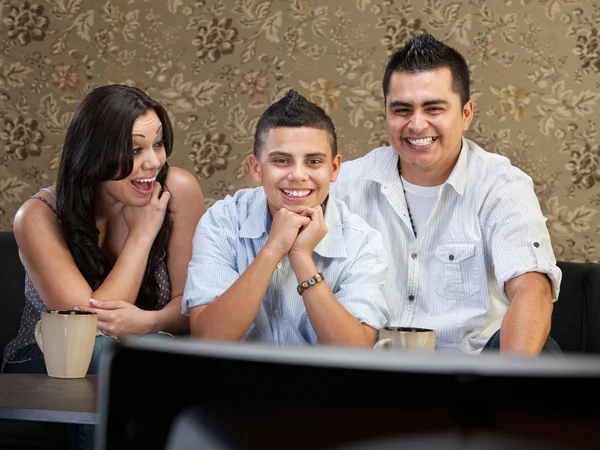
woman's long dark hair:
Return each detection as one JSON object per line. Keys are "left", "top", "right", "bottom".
{"left": 56, "top": 85, "right": 174, "bottom": 310}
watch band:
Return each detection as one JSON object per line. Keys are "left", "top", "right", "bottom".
{"left": 297, "top": 272, "right": 325, "bottom": 295}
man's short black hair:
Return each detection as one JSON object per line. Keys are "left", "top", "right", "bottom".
{"left": 253, "top": 89, "right": 337, "bottom": 158}
{"left": 382, "top": 34, "right": 470, "bottom": 106}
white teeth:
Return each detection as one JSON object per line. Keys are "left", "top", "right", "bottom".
{"left": 134, "top": 177, "right": 156, "bottom": 183}
{"left": 283, "top": 189, "right": 311, "bottom": 197}
{"left": 407, "top": 137, "right": 435, "bottom": 146}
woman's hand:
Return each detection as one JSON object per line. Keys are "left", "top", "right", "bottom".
{"left": 123, "top": 182, "right": 171, "bottom": 242}
{"left": 75, "top": 298, "right": 155, "bottom": 337}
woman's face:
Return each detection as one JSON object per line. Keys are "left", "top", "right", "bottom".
{"left": 100, "top": 109, "right": 167, "bottom": 208}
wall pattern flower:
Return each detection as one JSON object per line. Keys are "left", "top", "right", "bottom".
{"left": 0, "top": 0, "right": 598, "bottom": 262}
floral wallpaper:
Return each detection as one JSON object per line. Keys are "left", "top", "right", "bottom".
{"left": 0, "top": 0, "right": 599, "bottom": 262}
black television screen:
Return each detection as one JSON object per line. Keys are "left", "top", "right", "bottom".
{"left": 96, "top": 338, "right": 600, "bottom": 450}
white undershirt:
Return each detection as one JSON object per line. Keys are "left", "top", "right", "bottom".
{"left": 400, "top": 176, "right": 441, "bottom": 236}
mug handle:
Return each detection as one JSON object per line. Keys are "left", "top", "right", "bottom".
{"left": 373, "top": 338, "right": 394, "bottom": 349}
{"left": 34, "top": 320, "right": 44, "bottom": 353}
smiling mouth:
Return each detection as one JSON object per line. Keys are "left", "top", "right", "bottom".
{"left": 404, "top": 137, "right": 438, "bottom": 147}
{"left": 131, "top": 177, "right": 156, "bottom": 193}
{"left": 281, "top": 189, "right": 313, "bottom": 198}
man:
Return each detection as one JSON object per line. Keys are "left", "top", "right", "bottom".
{"left": 331, "top": 34, "right": 561, "bottom": 354}
{"left": 183, "top": 90, "right": 389, "bottom": 346}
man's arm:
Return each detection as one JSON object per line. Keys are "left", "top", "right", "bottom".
{"left": 501, "top": 272, "right": 553, "bottom": 354}
{"left": 188, "top": 207, "right": 310, "bottom": 340}
{"left": 481, "top": 172, "right": 561, "bottom": 355}
{"left": 289, "top": 206, "right": 381, "bottom": 346}
{"left": 189, "top": 245, "right": 282, "bottom": 340}
{"left": 292, "top": 254, "right": 377, "bottom": 346}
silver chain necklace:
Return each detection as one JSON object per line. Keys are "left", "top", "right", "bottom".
{"left": 397, "top": 158, "right": 417, "bottom": 238}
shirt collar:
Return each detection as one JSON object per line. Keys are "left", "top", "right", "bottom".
{"left": 313, "top": 196, "right": 346, "bottom": 259}
{"left": 238, "top": 188, "right": 346, "bottom": 259}
{"left": 444, "top": 137, "right": 469, "bottom": 196}
{"left": 364, "top": 139, "right": 469, "bottom": 196}
{"left": 364, "top": 146, "right": 400, "bottom": 186}
{"left": 239, "top": 188, "right": 270, "bottom": 239}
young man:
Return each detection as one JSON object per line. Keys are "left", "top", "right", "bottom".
{"left": 331, "top": 34, "right": 562, "bottom": 355}
{"left": 183, "top": 90, "right": 389, "bottom": 346}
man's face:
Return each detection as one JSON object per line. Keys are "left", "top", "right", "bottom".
{"left": 248, "top": 126, "right": 341, "bottom": 217}
{"left": 385, "top": 67, "right": 473, "bottom": 185}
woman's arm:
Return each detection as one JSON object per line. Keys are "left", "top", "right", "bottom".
{"left": 90, "top": 182, "right": 170, "bottom": 304}
{"left": 14, "top": 186, "right": 167, "bottom": 311}
{"left": 151, "top": 167, "right": 206, "bottom": 333}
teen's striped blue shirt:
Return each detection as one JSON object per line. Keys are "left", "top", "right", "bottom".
{"left": 182, "top": 188, "right": 390, "bottom": 344}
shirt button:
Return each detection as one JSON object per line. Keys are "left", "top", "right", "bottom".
{"left": 448, "top": 254, "right": 454, "bottom": 261}
{"left": 273, "top": 309, "right": 280, "bottom": 317}
{"left": 411, "top": 252, "right": 418, "bottom": 259}
{"left": 533, "top": 242, "right": 540, "bottom": 248}
{"left": 277, "top": 261, "right": 283, "bottom": 269}
{"left": 408, "top": 295, "right": 415, "bottom": 301}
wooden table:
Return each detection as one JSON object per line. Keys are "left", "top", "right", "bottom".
{"left": 0, "top": 374, "right": 97, "bottom": 425}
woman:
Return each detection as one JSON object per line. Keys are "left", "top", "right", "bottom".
{"left": 3, "top": 85, "right": 206, "bottom": 375}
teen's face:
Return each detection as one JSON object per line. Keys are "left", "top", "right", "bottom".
{"left": 385, "top": 68, "right": 473, "bottom": 185}
{"left": 101, "top": 109, "right": 167, "bottom": 206}
{"left": 248, "top": 127, "right": 341, "bottom": 216}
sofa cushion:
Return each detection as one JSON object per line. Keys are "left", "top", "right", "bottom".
{"left": 553, "top": 261, "right": 600, "bottom": 353}
{"left": 0, "top": 231, "right": 26, "bottom": 359}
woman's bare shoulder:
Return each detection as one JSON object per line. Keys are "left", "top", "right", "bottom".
{"left": 165, "top": 167, "right": 206, "bottom": 213}
{"left": 14, "top": 186, "right": 58, "bottom": 228}
{"left": 13, "top": 186, "right": 62, "bottom": 248}
{"left": 166, "top": 167, "right": 200, "bottom": 191}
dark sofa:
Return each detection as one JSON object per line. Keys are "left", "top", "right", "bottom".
{"left": 3, "top": 229, "right": 599, "bottom": 355}
{"left": 0, "top": 231, "right": 69, "bottom": 449}
{"left": 551, "top": 260, "right": 600, "bottom": 353}
{"left": 0, "top": 230, "right": 26, "bottom": 360}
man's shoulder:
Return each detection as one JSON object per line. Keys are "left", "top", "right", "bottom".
{"left": 344, "top": 146, "right": 392, "bottom": 164}
{"left": 204, "top": 187, "right": 264, "bottom": 224}
{"left": 333, "top": 146, "right": 394, "bottom": 197}
{"left": 332, "top": 196, "right": 385, "bottom": 246}
{"left": 340, "top": 146, "right": 393, "bottom": 173}
{"left": 464, "top": 138, "right": 532, "bottom": 187}
{"left": 465, "top": 138, "right": 511, "bottom": 166}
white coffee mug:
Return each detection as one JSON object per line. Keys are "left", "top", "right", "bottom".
{"left": 374, "top": 327, "right": 436, "bottom": 352}
{"left": 34, "top": 310, "right": 97, "bottom": 378}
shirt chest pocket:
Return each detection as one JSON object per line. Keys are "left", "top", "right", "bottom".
{"left": 434, "top": 243, "right": 480, "bottom": 300}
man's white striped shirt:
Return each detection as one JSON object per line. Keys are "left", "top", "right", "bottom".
{"left": 331, "top": 138, "right": 561, "bottom": 353}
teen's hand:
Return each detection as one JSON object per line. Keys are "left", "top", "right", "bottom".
{"left": 75, "top": 299, "right": 153, "bottom": 337}
{"left": 290, "top": 206, "right": 327, "bottom": 258}
{"left": 123, "top": 182, "right": 170, "bottom": 241}
{"left": 264, "top": 208, "right": 311, "bottom": 258}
